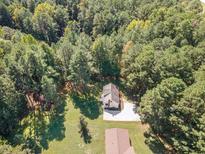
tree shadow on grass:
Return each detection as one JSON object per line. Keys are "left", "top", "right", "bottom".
{"left": 15, "top": 97, "right": 67, "bottom": 154}
{"left": 78, "top": 116, "right": 92, "bottom": 144}
{"left": 70, "top": 93, "right": 102, "bottom": 120}
{"left": 40, "top": 97, "right": 67, "bottom": 150}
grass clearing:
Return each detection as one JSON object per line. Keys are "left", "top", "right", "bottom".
{"left": 42, "top": 96, "right": 152, "bottom": 154}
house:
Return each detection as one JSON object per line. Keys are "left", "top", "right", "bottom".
{"left": 105, "top": 128, "right": 135, "bottom": 154}
{"left": 100, "top": 83, "right": 122, "bottom": 110}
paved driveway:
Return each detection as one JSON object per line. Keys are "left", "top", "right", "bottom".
{"left": 103, "top": 102, "right": 141, "bottom": 122}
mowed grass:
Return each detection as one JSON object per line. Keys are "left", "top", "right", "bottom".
{"left": 42, "top": 96, "right": 152, "bottom": 154}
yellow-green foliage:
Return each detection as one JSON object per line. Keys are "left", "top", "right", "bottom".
{"left": 91, "top": 37, "right": 101, "bottom": 51}
{"left": 0, "top": 48, "right": 3, "bottom": 58}
{"left": 0, "top": 28, "right": 3, "bottom": 38}
{"left": 21, "top": 35, "right": 37, "bottom": 44}
{"left": 126, "top": 19, "right": 151, "bottom": 31}
{"left": 21, "top": 111, "right": 50, "bottom": 140}
{"left": 34, "top": 2, "right": 55, "bottom": 17}
{"left": 202, "top": 3, "right": 205, "bottom": 13}
{"left": 11, "top": 5, "right": 24, "bottom": 22}
{"left": 8, "top": 3, "right": 21, "bottom": 16}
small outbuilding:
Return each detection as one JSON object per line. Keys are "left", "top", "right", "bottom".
{"left": 100, "top": 83, "right": 122, "bottom": 110}
{"left": 105, "top": 128, "right": 135, "bottom": 154}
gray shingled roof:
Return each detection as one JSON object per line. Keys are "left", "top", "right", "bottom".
{"left": 102, "top": 83, "right": 120, "bottom": 104}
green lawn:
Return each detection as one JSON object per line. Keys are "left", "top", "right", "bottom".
{"left": 42, "top": 96, "right": 152, "bottom": 154}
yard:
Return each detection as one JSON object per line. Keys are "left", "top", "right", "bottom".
{"left": 42, "top": 95, "right": 152, "bottom": 154}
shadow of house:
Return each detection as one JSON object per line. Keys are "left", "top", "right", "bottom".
{"left": 71, "top": 94, "right": 102, "bottom": 120}
{"left": 104, "top": 109, "right": 121, "bottom": 116}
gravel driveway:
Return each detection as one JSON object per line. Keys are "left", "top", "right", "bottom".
{"left": 103, "top": 102, "right": 141, "bottom": 122}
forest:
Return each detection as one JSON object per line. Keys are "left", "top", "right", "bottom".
{"left": 0, "top": 0, "right": 205, "bottom": 153}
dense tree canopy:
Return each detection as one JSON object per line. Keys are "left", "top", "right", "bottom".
{"left": 0, "top": 0, "right": 205, "bottom": 153}
{"left": 0, "top": 75, "right": 20, "bottom": 136}
{"left": 170, "top": 81, "right": 205, "bottom": 153}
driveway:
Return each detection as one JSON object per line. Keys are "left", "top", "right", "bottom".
{"left": 103, "top": 101, "right": 141, "bottom": 122}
